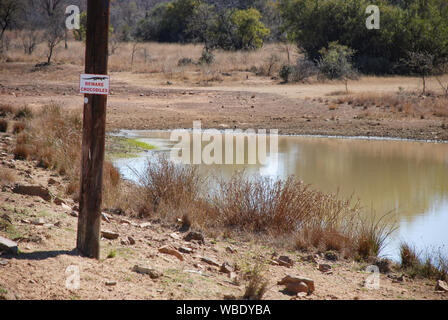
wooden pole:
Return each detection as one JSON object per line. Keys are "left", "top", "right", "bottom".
{"left": 76, "top": 0, "right": 110, "bottom": 259}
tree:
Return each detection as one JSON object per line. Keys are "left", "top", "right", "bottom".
{"left": 36, "top": 0, "right": 65, "bottom": 64}
{"left": 279, "top": 0, "right": 448, "bottom": 75}
{"left": 317, "top": 42, "right": 358, "bottom": 92}
{"left": 73, "top": 11, "right": 87, "bottom": 41}
{"left": 0, "top": 0, "right": 20, "bottom": 52}
{"left": 403, "top": 51, "right": 435, "bottom": 95}
{"left": 231, "top": 8, "right": 270, "bottom": 50}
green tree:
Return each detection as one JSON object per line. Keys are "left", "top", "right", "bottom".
{"left": 231, "top": 8, "right": 270, "bottom": 50}
{"left": 317, "top": 42, "right": 358, "bottom": 92}
{"left": 73, "top": 11, "right": 87, "bottom": 41}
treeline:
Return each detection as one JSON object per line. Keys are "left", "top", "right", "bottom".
{"left": 1, "top": 0, "right": 448, "bottom": 75}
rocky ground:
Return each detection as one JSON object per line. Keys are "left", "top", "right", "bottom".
{"left": 1, "top": 132, "right": 448, "bottom": 300}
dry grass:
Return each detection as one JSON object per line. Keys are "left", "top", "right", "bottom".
{"left": 12, "top": 122, "right": 25, "bottom": 134}
{"left": 131, "top": 154, "right": 395, "bottom": 259}
{"left": 335, "top": 92, "right": 448, "bottom": 119}
{"left": 132, "top": 155, "right": 204, "bottom": 219}
{"left": 400, "top": 242, "right": 448, "bottom": 280}
{"left": 1, "top": 30, "right": 298, "bottom": 83}
{"left": 241, "top": 256, "right": 269, "bottom": 300}
{"left": 12, "top": 103, "right": 126, "bottom": 209}
{"left": 0, "top": 168, "right": 16, "bottom": 185}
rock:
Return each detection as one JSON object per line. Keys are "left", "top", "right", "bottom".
{"left": 178, "top": 247, "right": 193, "bottom": 254}
{"left": 47, "top": 178, "right": 58, "bottom": 186}
{"left": 0, "top": 236, "right": 18, "bottom": 254}
{"left": 278, "top": 275, "right": 315, "bottom": 295}
{"left": 61, "top": 203, "right": 72, "bottom": 211}
{"left": 101, "top": 212, "right": 111, "bottom": 223}
{"left": 284, "top": 281, "right": 309, "bottom": 295}
{"left": 0, "top": 258, "right": 8, "bottom": 266}
{"left": 220, "top": 262, "right": 233, "bottom": 274}
{"left": 127, "top": 236, "right": 135, "bottom": 245}
{"left": 170, "top": 233, "right": 181, "bottom": 240}
{"left": 69, "top": 211, "right": 78, "bottom": 217}
{"left": 376, "top": 258, "right": 392, "bottom": 274}
{"left": 277, "top": 255, "right": 294, "bottom": 268}
{"left": 184, "top": 231, "right": 204, "bottom": 243}
{"left": 12, "top": 184, "right": 51, "bottom": 201}
{"left": 105, "top": 281, "right": 117, "bottom": 286}
{"left": 140, "top": 222, "right": 151, "bottom": 228}
{"left": 31, "top": 218, "right": 45, "bottom": 226}
{"left": 435, "top": 280, "right": 448, "bottom": 292}
{"left": 101, "top": 230, "right": 119, "bottom": 240}
{"left": 201, "top": 257, "right": 220, "bottom": 267}
{"left": 132, "top": 265, "right": 162, "bottom": 279}
{"left": 324, "top": 251, "right": 339, "bottom": 261}
{"left": 302, "top": 254, "right": 319, "bottom": 264}
{"left": 119, "top": 218, "right": 132, "bottom": 225}
{"left": 318, "top": 264, "right": 332, "bottom": 273}
{"left": 158, "top": 245, "right": 184, "bottom": 261}
{"left": 225, "top": 246, "right": 236, "bottom": 254}
{"left": 53, "top": 198, "right": 65, "bottom": 205}
{"left": 270, "top": 260, "right": 280, "bottom": 266}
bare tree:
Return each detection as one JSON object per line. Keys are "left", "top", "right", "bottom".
{"left": 37, "top": 0, "right": 65, "bottom": 64}
{"left": 22, "top": 30, "right": 42, "bottom": 55}
{"left": 44, "top": 18, "right": 64, "bottom": 64}
{"left": 403, "top": 51, "right": 435, "bottom": 95}
{"left": 0, "top": 0, "right": 19, "bottom": 52}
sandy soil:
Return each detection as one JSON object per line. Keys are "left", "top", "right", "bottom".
{"left": 1, "top": 131, "right": 447, "bottom": 300}
{"left": 1, "top": 63, "right": 447, "bottom": 141}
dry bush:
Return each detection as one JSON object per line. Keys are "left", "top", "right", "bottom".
{"left": 400, "top": 242, "right": 448, "bottom": 280}
{"left": 14, "top": 106, "right": 33, "bottom": 120}
{"left": 0, "top": 119, "right": 7, "bottom": 132}
{"left": 356, "top": 213, "right": 396, "bottom": 260}
{"left": 12, "top": 121, "right": 25, "bottom": 134}
{"left": 0, "top": 168, "right": 16, "bottom": 185}
{"left": 0, "top": 104, "right": 15, "bottom": 116}
{"left": 132, "top": 154, "right": 204, "bottom": 219}
{"left": 336, "top": 92, "right": 448, "bottom": 119}
{"left": 241, "top": 256, "right": 269, "bottom": 300}
{"left": 133, "top": 161, "right": 394, "bottom": 258}
{"left": 12, "top": 103, "right": 125, "bottom": 209}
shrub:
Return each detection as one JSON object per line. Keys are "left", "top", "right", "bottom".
{"left": 280, "top": 0, "right": 448, "bottom": 75}
{"left": 12, "top": 122, "right": 25, "bottom": 134}
{"left": 291, "top": 58, "right": 318, "bottom": 82}
{"left": 279, "top": 64, "right": 293, "bottom": 83}
{"left": 14, "top": 106, "right": 33, "bottom": 119}
{"left": 178, "top": 57, "right": 194, "bottom": 66}
{"left": 241, "top": 256, "right": 269, "bottom": 300}
{"left": 198, "top": 49, "right": 215, "bottom": 65}
{"left": 317, "top": 42, "right": 358, "bottom": 92}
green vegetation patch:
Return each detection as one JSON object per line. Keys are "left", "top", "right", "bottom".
{"left": 105, "top": 136, "right": 156, "bottom": 160}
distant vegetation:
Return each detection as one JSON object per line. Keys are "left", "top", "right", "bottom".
{"left": 1, "top": 0, "right": 447, "bottom": 76}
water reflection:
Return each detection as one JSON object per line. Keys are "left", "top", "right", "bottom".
{"left": 112, "top": 130, "right": 448, "bottom": 259}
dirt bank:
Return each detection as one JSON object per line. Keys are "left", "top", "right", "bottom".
{"left": 1, "top": 63, "right": 447, "bottom": 141}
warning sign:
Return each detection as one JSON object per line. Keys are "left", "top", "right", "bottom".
{"left": 79, "top": 74, "right": 110, "bottom": 95}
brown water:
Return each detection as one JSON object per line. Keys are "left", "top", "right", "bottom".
{"left": 113, "top": 130, "right": 448, "bottom": 259}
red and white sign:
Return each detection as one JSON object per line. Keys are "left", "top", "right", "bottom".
{"left": 79, "top": 74, "right": 110, "bottom": 95}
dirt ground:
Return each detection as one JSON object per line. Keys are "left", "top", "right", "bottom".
{"left": 1, "top": 62, "right": 448, "bottom": 300}
{"left": 0, "top": 132, "right": 447, "bottom": 300}
{"left": 1, "top": 62, "right": 447, "bottom": 141}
